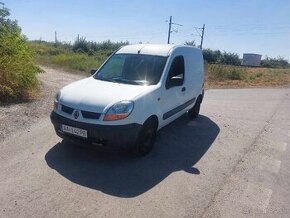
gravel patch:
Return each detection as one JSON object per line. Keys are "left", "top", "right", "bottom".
{"left": 0, "top": 66, "right": 85, "bottom": 142}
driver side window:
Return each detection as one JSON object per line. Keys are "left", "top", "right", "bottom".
{"left": 166, "top": 55, "right": 185, "bottom": 89}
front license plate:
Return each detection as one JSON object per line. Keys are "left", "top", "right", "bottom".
{"left": 61, "top": 124, "right": 87, "bottom": 138}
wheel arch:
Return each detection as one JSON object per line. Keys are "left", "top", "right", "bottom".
{"left": 143, "top": 115, "right": 159, "bottom": 131}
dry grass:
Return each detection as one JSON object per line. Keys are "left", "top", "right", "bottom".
{"left": 205, "top": 64, "right": 290, "bottom": 88}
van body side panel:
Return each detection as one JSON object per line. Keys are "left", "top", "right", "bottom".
{"left": 158, "top": 47, "right": 204, "bottom": 129}
{"left": 185, "top": 48, "right": 204, "bottom": 98}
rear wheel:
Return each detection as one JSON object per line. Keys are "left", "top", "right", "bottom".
{"left": 135, "top": 119, "right": 157, "bottom": 156}
{"left": 188, "top": 97, "right": 202, "bottom": 120}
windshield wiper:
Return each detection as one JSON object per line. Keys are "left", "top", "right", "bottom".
{"left": 96, "top": 77, "right": 117, "bottom": 83}
{"left": 96, "top": 77, "right": 149, "bottom": 85}
{"left": 111, "top": 78, "right": 149, "bottom": 85}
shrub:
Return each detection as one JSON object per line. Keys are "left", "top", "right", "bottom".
{"left": 203, "top": 49, "right": 241, "bottom": 66}
{"left": 203, "top": 49, "right": 222, "bottom": 63}
{"left": 207, "top": 64, "right": 245, "bottom": 80}
{"left": 50, "top": 53, "right": 103, "bottom": 72}
{"left": 73, "top": 37, "right": 90, "bottom": 53}
{"left": 261, "top": 57, "right": 289, "bottom": 68}
{"left": 219, "top": 52, "right": 241, "bottom": 66}
{"left": 226, "top": 68, "right": 243, "bottom": 80}
{"left": 29, "top": 39, "right": 128, "bottom": 73}
{"left": 0, "top": 2, "right": 41, "bottom": 102}
{"left": 72, "top": 38, "right": 128, "bottom": 55}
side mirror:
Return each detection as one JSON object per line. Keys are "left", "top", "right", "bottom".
{"left": 90, "top": 69, "right": 97, "bottom": 75}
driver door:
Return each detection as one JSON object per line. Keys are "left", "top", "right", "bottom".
{"left": 160, "top": 55, "right": 187, "bottom": 127}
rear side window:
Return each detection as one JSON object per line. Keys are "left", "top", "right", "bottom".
{"left": 166, "top": 56, "right": 185, "bottom": 89}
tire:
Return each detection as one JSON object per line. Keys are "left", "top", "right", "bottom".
{"left": 188, "top": 98, "right": 201, "bottom": 120}
{"left": 135, "top": 119, "right": 157, "bottom": 156}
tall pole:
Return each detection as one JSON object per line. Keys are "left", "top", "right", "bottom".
{"left": 167, "top": 16, "right": 172, "bottom": 44}
{"left": 55, "top": 31, "right": 57, "bottom": 44}
{"left": 200, "top": 24, "right": 205, "bottom": 49}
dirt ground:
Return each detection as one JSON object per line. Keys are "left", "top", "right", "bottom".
{"left": 0, "top": 66, "right": 85, "bottom": 142}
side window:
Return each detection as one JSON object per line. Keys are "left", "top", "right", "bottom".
{"left": 166, "top": 56, "right": 185, "bottom": 89}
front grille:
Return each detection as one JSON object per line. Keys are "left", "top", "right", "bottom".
{"left": 81, "top": 110, "right": 101, "bottom": 119}
{"left": 61, "top": 104, "right": 74, "bottom": 114}
{"left": 61, "top": 104, "right": 101, "bottom": 119}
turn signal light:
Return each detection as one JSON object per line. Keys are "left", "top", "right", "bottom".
{"left": 103, "top": 113, "right": 129, "bottom": 121}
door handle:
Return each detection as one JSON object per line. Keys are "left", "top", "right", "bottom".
{"left": 181, "top": 87, "right": 186, "bottom": 92}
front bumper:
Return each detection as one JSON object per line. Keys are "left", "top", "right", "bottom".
{"left": 50, "top": 111, "right": 142, "bottom": 148}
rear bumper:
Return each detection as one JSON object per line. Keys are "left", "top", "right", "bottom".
{"left": 50, "top": 111, "right": 142, "bottom": 148}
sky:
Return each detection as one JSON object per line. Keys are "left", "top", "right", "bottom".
{"left": 3, "top": 0, "right": 290, "bottom": 60}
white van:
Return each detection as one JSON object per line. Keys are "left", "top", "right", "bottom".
{"left": 50, "top": 44, "right": 204, "bottom": 155}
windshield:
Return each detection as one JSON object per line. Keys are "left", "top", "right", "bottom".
{"left": 94, "top": 54, "right": 167, "bottom": 85}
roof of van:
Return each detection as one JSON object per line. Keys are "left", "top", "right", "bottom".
{"left": 116, "top": 44, "right": 196, "bottom": 57}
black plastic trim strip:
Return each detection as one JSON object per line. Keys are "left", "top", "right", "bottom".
{"left": 81, "top": 110, "right": 101, "bottom": 119}
{"left": 61, "top": 104, "right": 74, "bottom": 114}
{"left": 163, "top": 97, "right": 196, "bottom": 120}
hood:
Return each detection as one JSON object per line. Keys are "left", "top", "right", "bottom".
{"left": 59, "top": 77, "right": 153, "bottom": 112}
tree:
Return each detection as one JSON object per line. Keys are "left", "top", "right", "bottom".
{"left": 0, "top": 4, "right": 20, "bottom": 33}
{"left": 202, "top": 49, "right": 222, "bottom": 63}
{"left": 202, "top": 49, "right": 241, "bottom": 66}
{"left": 261, "top": 56, "right": 289, "bottom": 68}
{"left": 220, "top": 52, "right": 241, "bottom": 66}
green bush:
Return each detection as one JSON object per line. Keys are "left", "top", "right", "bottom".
{"left": 0, "top": 3, "right": 40, "bottom": 102}
{"left": 220, "top": 52, "right": 241, "bottom": 66}
{"left": 261, "top": 57, "right": 289, "bottom": 68}
{"left": 29, "top": 41, "right": 71, "bottom": 56}
{"left": 203, "top": 49, "right": 222, "bottom": 63}
{"left": 72, "top": 38, "right": 128, "bottom": 55}
{"left": 203, "top": 49, "right": 241, "bottom": 66}
{"left": 50, "top": 53, "right": 103, "bottom": 72}
{"left": 207, "top": 64, "right": 245, "bottom": 80}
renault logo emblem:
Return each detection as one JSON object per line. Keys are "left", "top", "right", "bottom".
{"left": 74, "top": 110, "right": 79, "bottom": 119}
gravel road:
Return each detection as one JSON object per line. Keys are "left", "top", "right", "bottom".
{"left": 0, "top": 66, "right": 84, "bottom": 142}
{"left": 0, "top": 67, "right": 290, "bottom": 217}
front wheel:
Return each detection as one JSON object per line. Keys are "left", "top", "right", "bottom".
{"left": 135, "top": 120, "right": 157, "bottom": 156}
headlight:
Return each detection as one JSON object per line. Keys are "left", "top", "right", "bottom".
{"left": 104, "top": 101, "right": 134, "bottom": 121}
{"left": 54, "top": 91, "right": 60, "bottom": 110}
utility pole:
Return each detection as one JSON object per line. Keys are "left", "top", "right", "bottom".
{"left": 167, "top": 16, "right": 172, "bottom": 44}
{"left": 77, "top": 34, "right": 80, "bottom": 42}
{"left": 54, "top": 31, "right": 57, "bottom": 44}
{"left": 200, "top": 24, "right": 205, "bottom": 49}
{"left": 167, "top": 16, "right": 183, "bottom": 44}
{"left": 194, "top": 24, "right": 206, "bottom": 49}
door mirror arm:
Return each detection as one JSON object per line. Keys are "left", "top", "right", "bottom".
{"left": 90, "top": 69, "right": 97, "bottom": 75}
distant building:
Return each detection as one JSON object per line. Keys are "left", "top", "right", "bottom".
{"left": 242, "top": 53, "right": 262, "bottom": 67}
